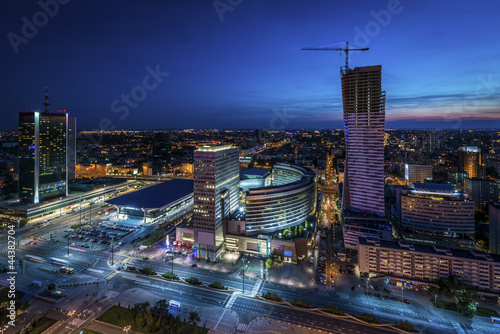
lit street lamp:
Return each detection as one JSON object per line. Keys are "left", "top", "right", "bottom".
{"left": 434, "top": 294, "right": 438, "bottom": 307}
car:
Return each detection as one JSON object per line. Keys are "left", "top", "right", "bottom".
{"left": 191, "top": 264, "right": 197, "bottom": 268}
{"left": 403, "top": 299, "right": 410, "bottom": 304}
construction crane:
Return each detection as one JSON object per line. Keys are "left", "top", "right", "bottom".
{"left": 301, "top": 41, "right": 369, "bottom": 74}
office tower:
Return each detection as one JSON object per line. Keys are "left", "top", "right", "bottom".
{"left": 67, "top": 116, "right": 76, "bottom": 180}
{"left": 19, "top": 90, "right": 74, "bottom": 204}
{"left": 446, "top": 171, "right": 469, "bottom": 190}
{"left": 396, "top": 183, "right": 474, "bottom": 249}
{"left": 490, "top": 203, "right": 500, "bottom": 255}
{"left": 405, "top": 164, "right": 433, "bottom": 184}
{"left": 152, "top": 131, "right": 171, "bottom": 175}
{"left": 464, "top": 177, "right": 499, "bottom": 212}
{"left": 458, "top": 146, "right": 483, "bottom": 178}
{"left": 255, "top": 129, "right": 264, "bottom": 144}
{"left": 341, "top": 65, "right": 385, "bottom": 215}
{"left": 193, "top": 145, "right": 239, "bottom": 261}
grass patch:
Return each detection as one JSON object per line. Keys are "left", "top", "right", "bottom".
{"left": 477, "top": 306, "right": 500, "bottom": 317}
{"left": 262, "top": 291, "right": 282, "bottom": 302}
{"left": 185, "top": 277, "right": 202, "bottom": 285}
{"left": 432, "top": 299, "right": 457, "bottom": 311}
{"left": 162, "top": 271, "right": 179, "bottom": 280}
{"left": 357, "top": 312, "right": 382, "bottom": 324}
{"left": 322, "top": 304, "right": 345, "bottom": 315}
{"left": 70, "top": 223, "right": 89, "bottom": 230}
{"left": 81, "top": 329, "right": 102, "bottom": 334}
{"left": 208, "top": 281, "right": 227, "bottom": 290}
{"left": 98, "top": 305, "right": 208, "bottom": 334}
{"left": 138, "top": 266, "right": 157, "bottom": 275}
{"left": 291, "top": 298, "right": 311, "bottom": 308}
{"left": 396, "top": 320, "right": 417, "bottom": 332}
{"left": 142, "top": 229, "right": 166, "bottom": 246}
{"left": 177, "top": 323, "right": 209, "bottom": 334}
{"left": 18, "top": 317, "right": 57, "bottom": 334}
{"left": 97, "top": 305, "right": 132, "bottom": 328}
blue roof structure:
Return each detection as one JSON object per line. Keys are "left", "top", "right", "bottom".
{"left": 412, "top": 182, "right": 457, "bottom": 195}
{"left": 106, "top": 179, "right": 193, "bottom": 210}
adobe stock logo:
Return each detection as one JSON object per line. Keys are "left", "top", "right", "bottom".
{"left": 353, "top": 0, "right": 405, "bottom": 47}
{"left": 7, "top": 0, "right": 71, "bottom": 54}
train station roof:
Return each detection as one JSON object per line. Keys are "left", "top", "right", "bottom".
{"left": 106, "top": 179, "right": 193, "bottom": 210}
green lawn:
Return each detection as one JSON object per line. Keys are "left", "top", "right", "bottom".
{"left": 432, "top": 300, "right": 499, "bottom": 317}
{"left": 432, "top": 299, "right": 457, "bottom": 311}
{"left": 477, "top": 306, "right": 500, "bottom": 317}
{"left": 82, "top": 329, "right": 102, "bottom": 334}
{"left": 98, "top": 305, "right": 209, "bottom": 334}
{"left": 16, "top": 317, "right": 57, "bottom": 334}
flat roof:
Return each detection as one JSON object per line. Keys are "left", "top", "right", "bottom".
{"left": 358, "top": 237, "right": 500, "bottom": 263}
{"left": 106, "top": 179, "right": 193, "bottom": 210}
{"left": 241, "top": 168, "right": 270, "bottom": 177}
{"left": 412, "top": 182, "right": 456, "bottom": 195}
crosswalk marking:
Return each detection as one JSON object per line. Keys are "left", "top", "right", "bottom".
{"left": 102, "top": 270, "right": 118, "bottom": 280}
{"left": 225, "top": 294, "right": 238, "bottom": 308}
{"left": 237, "top": 323, "right": 247, "bottom": 331}
{"left": 251, "top": 279, "right": 263, "bottom": 297}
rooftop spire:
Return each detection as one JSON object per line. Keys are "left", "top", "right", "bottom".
{"left": 43, "top": 87, "right": 50, "bottom": 112}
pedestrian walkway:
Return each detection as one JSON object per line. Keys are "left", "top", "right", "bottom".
{"left": 250, "top": 279, "right": 263, "bottom": 297}
{"left": 225, "top": 294, "right": 238, "bottom": 308}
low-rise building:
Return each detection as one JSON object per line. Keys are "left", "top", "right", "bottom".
{"left": 358, "top": 237, "right": 500, "bottom": 292}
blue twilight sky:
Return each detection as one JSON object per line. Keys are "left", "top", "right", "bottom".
{"left": 1, "top": 0, "right": 499, "bottom": 130}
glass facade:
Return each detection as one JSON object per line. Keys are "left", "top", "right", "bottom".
{"left": 245, "top": 164, "right": 316, "bottom": 234}
{"left": 19, "top": 111, "right": 69, "bottom": 204}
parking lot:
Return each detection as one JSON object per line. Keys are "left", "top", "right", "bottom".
{"left": 63, "top": 221, "right": 139, "bottom": 250}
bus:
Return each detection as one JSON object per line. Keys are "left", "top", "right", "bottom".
{"left": 49, "top": 257, "right": 70, "bottom": 266}
{"left": 492, "top": 317, "right": 500, "bottom": 326}
{"left": 60, "top": 267, "right": 74, "bottom": 274}
{"left": 169, "top": 300, "right": 181, "bottom": 309}
{"left": 26, "top": 255, "right": 45, "bottom": 263}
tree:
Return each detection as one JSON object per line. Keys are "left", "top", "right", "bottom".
{"left": 456, "top": 290, "right": 477, "bottom": 318}
{"left": 19, "top": 219, "right": 28, "bottom": 228}
{"left": 188, "top": 311, "right": 200, "bottom": 325}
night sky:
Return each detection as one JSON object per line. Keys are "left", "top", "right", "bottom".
{"left": 1, "top": 0, "right": 499, "bottom": 130}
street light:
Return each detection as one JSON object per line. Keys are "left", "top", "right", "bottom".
{"left": 434, "top": 294, "right": 438, "bottom": 307}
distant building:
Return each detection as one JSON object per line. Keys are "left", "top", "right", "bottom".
{"left": 446, "top": 171, "right": 469, "bottom": 190}
{"left": 458, "top": 146, "right": 484, "bottom": 178}
{"left": 490, "top": 203, "right": 500, "bottom": 255}
{"left": 394, "top": 183, "right": 474, "bottom": 249}
{"left": 464, "top": 177, "right": 499, "bottom": 212}
{"left": 404, "top": 164, "right": 432, "bottom": 184}
{"left": 254, "top": 129, "right": 264, "bottom": 144}
{"left": 152, "top": 131, "right": 171, "bottom": 175}
{"left": 358, "top": 237, "right": 500, "bottom": 292}
{"left": 341, "top": 65, "right": 385, "bottom": 216}
{"left": 18, "top": 90, "right": 75, "bottom": 204}
{"left": 193, "top": 145, "right": 239, "bottom": 261}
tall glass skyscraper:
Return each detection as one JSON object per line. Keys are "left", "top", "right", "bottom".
{"left": 193, "top": 145, "right": 239, "bottom": 261}
{"left": 341, "top": 65, "right": 385, "bottom": 215}
{"left": 18, "top": 90, "right": 76, "bottom": 204}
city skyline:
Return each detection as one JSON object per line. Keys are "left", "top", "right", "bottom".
{"left": 1, "top": 0, "right": 499, "bottom": 130}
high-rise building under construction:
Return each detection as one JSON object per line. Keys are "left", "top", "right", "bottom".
{"left": 341, "top": 65, "right": 386, "bottom": 215}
